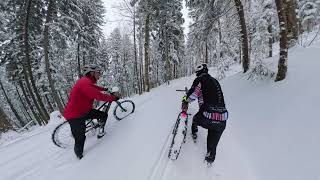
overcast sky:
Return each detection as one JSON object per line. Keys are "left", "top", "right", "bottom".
{"left": 101, "top": 0, "right": 122, "bottom": 36}
{"left": 101, "top": 0, "right": 191, "bottom": 37}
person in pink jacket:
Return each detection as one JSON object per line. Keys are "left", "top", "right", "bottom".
{"left": 64, "top": 64, "right": 118, "bottom": 159}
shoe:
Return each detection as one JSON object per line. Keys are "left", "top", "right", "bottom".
{"left": 205, "top": 152, "right": 215, "bottom": 164}
{"left": 191, "top": 123, "right": 198, "bottom": 142}
{"left": 76, "top": 154, "right": 83, "bottom": 159}
{"left": 97, "top": 127, "right": 106, "bottom": 139}
{"left": 192, "top": 133, "right": 197, "bottom": 142}
{"left": 74, "top": 146, "right": 83, "bottom": 159}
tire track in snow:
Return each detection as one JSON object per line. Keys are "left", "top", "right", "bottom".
{"left": 148, "top": 123, "right": 175, "bottom": 180}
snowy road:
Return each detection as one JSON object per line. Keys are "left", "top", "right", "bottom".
{"left": 1, "top": 42, "right": 320, "bottom": 180}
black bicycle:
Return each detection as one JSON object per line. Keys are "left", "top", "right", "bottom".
{"left": 52, "top": 98, "right": 135, "bottom": 148}
{"left": 168, "top": 87, "right": 190, "bottom": 160}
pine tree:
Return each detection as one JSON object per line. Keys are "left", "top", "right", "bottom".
{"left": 298, "top": 0, "right": 320, "bottom": 32}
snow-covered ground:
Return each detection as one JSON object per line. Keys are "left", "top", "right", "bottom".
{"left": 1, "top": 41, "right": 320, "bottom": 180}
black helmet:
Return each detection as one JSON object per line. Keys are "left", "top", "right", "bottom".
{"left": 195, "top": 63, "right": 208, "bottom": 76}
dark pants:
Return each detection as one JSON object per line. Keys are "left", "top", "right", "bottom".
{"left": 192, "top": 111, "right": 226, "bottom": 161}
{"left": 68, "top": 109, "right": 108, "bottom": 157}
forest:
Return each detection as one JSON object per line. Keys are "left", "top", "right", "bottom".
{"left": 0, "top": 0, "right": 319, "bottom": 133}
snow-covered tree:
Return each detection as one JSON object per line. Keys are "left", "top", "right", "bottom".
{"left": 298, "top": 0, "right": 320, "bottom": 32}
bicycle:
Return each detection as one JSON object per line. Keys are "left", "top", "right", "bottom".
{"left": 52, "top": 90, "right": 135, "bottom": 148}
{"left": 168, "top": 87, "right": 190, "bottom": 160}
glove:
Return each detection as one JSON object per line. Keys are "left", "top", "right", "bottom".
{"left": 113, "top": 95, "right": 120, "bottom": 101}
{"left": 181, "top": 95, "right": 188, "bottom": 111}
{"left": 182, "top": 95, "right": 188, "bottom": 104}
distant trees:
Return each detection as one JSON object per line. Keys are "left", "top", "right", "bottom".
{"left": 0, "top": 106, "right": 13, "bottom": 133}
{"left": 131, "top": 0, "right": 185, "bottom": 89}
{"left": 0, "top": 0, "right": 318, "bottom": 132}
{"left": 298, "top": 0, "right": 320, "bottom": 33}
{"left": 0, "top": 0, "right": 106, "bottom": 131}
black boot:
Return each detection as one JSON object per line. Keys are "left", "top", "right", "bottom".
{"left": 191, "top": 123, "right": 198, "bottom": 142}
{"left": 74, "top": 146, "right": 83, "bottom": 159}
{"left": 205, "top": 151, "right": 215, "bottom": 164}
{"left": 97, "top": 119, "right": 106, "bottom": 139}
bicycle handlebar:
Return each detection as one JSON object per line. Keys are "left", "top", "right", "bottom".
{"left": 176, "top": 87, "right": 188, "bottom": 93}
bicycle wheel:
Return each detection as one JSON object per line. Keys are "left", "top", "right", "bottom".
{"left": 168, "top": 131, "right": 182, "bottom": 160}
{"left": 113, "top": 100, "right": 135, "bottom": 120}
{"left": 51, "top": 121, "right": 74, "bottom": 148}
{"left": 168, "top": 112, "right": 188, "bottom": 160}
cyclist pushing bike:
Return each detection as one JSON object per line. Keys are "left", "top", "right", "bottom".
{"left": 63, "top": 64, "right": 120, "bottom": 159}
{"left": 182, "top": 63, "right": 228, "bottom": 165}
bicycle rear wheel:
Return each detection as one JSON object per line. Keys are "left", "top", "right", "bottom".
{"left": 113, "top": 100, "right": 135, "bottom": 120}
{"left": 51, "top": 121, "right": 74, "bottom": 148}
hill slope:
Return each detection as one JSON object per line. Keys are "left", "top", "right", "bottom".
{"left": 0, "top": 42, "right": 319, "bottom": 180}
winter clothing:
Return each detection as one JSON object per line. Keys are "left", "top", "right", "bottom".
{"left": 82, "top": 64, "right": 102, "bottom": 76}
{"left": 192, "top": 111, "right": 225, "bottom": 162}
{"left": 68, "top": 109, "right": 108, "bottom": 158}
{"left": 64, "top": 75, "right": 115, "bottom": 159}
{"left": 186, "top": 72, "right": 228, "bottom": 164}
{"left": 186, "top": 73, "right": 228, "bottom": 122}
{"left": 195, "top": 63, "right": 209, "bottom": 77}
{"left": 64, "top": 76, "right": 115, "bottom": 120}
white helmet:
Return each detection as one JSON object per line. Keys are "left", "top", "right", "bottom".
{"left": 82, "top": 64, "right": 102, "bottom": 75}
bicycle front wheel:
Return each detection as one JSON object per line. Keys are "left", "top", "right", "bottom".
{"left": 168, "top": 112, "right": 188, "bottom": 160}
{"left": 52, "top": 121, "right": 74, "bottom": 148}
{"left": 113, "top": 100, "right": 135, "bottom": 120}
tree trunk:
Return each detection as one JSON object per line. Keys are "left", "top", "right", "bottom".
{"left": 165, "top": 28, "right": 171, "bottom": 82}
{"left": 0, "top": 80, "right": 25, "bottom": 127}
{"left": 0, "top": 106, "right": 13, "bottom": 133}
{"left": 24, "top": 0, "right": 49, "bottom": 123}
{"left": 285, "top": 0, "right": 298, "bottom": 45}
{"left": 133, "top": 8, "right": 140, "bottom": 94}
{"left": 275, "top": 0, "right": 288, "bottom": 82}
{"left": 268, "top": 22, "right": 273, "bottom": 57}
{"left": 15, "top": 86, "right": 34, "bottom": 125}
{"left": 234, "top": 0, "right": 250, "bottom": 73}
{"left": 58, "top": 91, "right": 66, "bottom": 107}
{"left": 18, "top": 81, "right": 41, "bottom": 125}
{"left": 77, "top": 42, "right": 81, "bottom": 78}
{"left": 144, "top": 13, "right": 150, "bottom": 92}
{"left": 44, "top": 93, "right": 54, "bottom": 113}
{"left": 173, "top": 63, "right": 177, "bottom": 79}
{"left": 204, "top": 40, "right": 208, "bottom": 64}
{"left": 138, "top": 23, "right": 144, "bottom": 93}
{"left": 82, "top": 51, "right": 86, "bottom": 66}
{"left": 43, "top": 0, "right": 64, "bottom": 114}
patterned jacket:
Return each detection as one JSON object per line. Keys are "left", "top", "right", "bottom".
{"left": 186, "top": 73, "right": 228, "bottom": 121}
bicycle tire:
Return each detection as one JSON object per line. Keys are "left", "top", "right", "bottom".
{"left": 113, "top": 100, "right": 135, "bottom": 120}
{"left": 51, "top": 121, "right": 74, "bottom": 148}
{"left": 168, "top": 130, "right": 182, "bottom": 160}
{"left": 168, "top": 112, "right": 188, "bottom": 160}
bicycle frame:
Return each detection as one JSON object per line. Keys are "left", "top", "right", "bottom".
{"left": 84, "top": 100, "right": 127, "bottom": 132}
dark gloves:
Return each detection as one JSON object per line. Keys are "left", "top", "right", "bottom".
{"left": 112, "top": 95, "right": 120, "bottom": 101}
{"left": 110, "top": 90, "right": 121, "bottom": 101}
